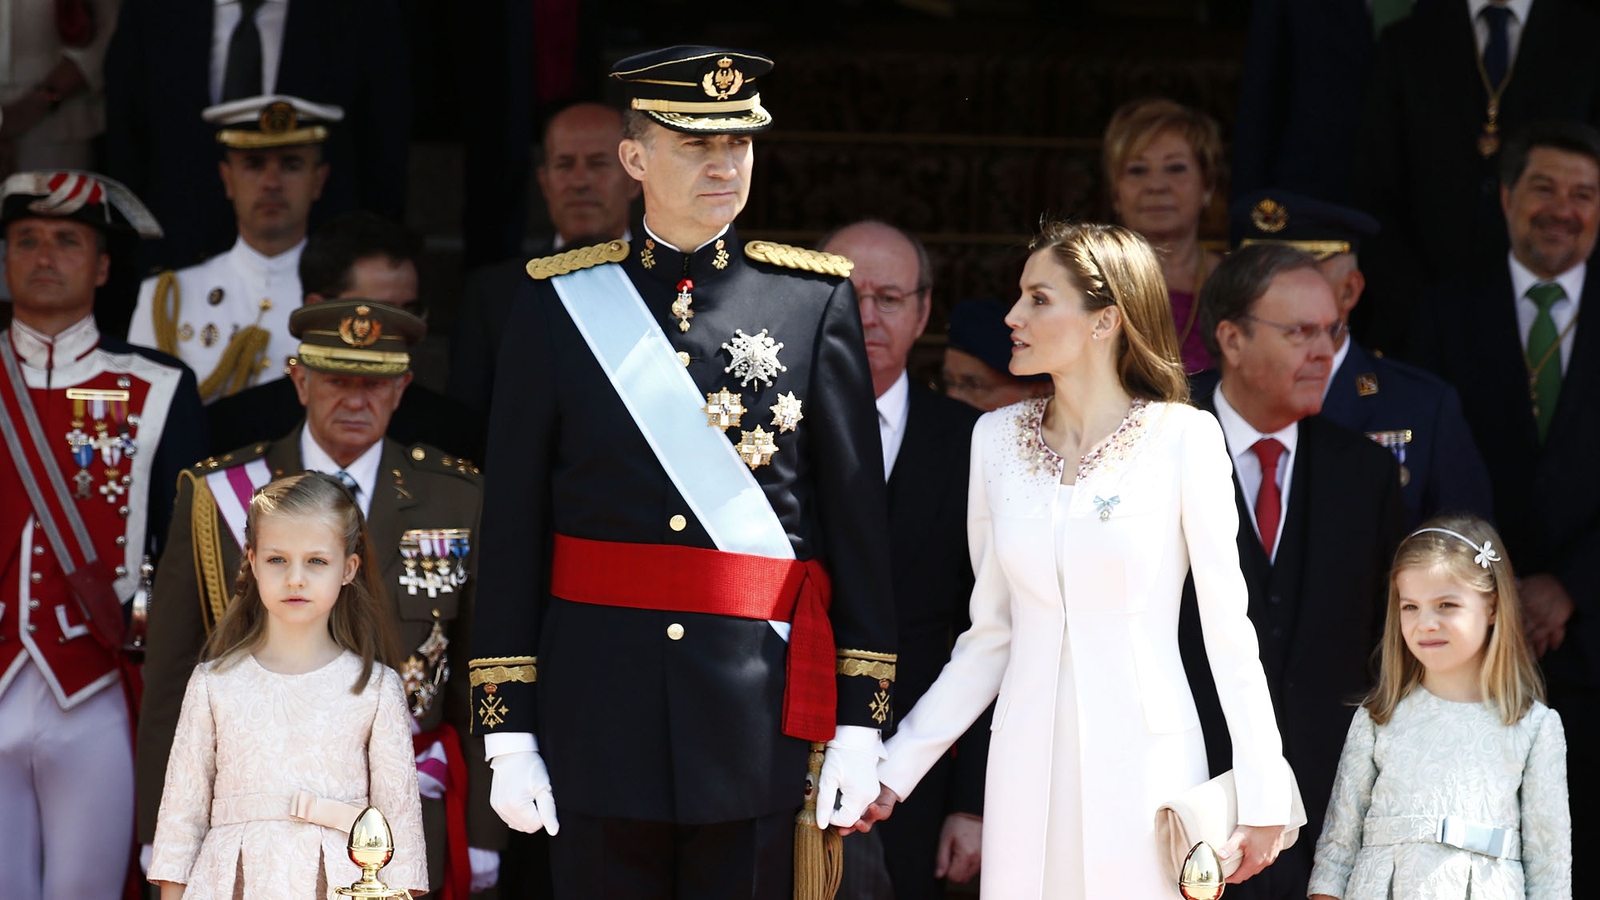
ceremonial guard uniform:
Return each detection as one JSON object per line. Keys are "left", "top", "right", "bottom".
{"left": 1234, "top": 189, "right": 1495, "bottom": 528}
{"left": 128, "top": 96, "right": 342, "bottom": 403}
{"left": 470, "top": 47, "right": 898, "bottom": 897}
{"left": 0, "top": 171, "right": 206, "bottom": 899}
{"left": 137, "top": 300, "right": 501, "bottom": 898}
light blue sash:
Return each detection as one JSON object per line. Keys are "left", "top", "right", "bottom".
{"left": 551, "top": 263, "right": 795, "bottom": 565}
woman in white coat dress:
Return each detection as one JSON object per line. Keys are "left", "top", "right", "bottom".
{"left": 866, "top": 221, "right": 1295, "bottom": 899}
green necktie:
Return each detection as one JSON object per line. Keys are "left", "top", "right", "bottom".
{"left": 1371, "top": 0, "right": 1413, "bottom": 39}
{"left": 1526, "top": 282, "right": 1566, "bottom": 442}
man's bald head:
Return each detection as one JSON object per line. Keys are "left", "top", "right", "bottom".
{"left": 821, "top": 220, "right": 932, "bottom": 397}
{"left": 537, "top": 103, "right": 639, "bottom": 245}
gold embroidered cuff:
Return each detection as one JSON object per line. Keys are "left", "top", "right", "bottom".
{"left": 469, "top": 656, "right": 538, "bottom": 686}
{"left": 837, "top": 648, "right": 896, "bottom": 682}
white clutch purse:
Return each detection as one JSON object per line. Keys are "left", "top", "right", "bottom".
{"left": 1154, "top": 769, "right": 1308, "bottom": 881}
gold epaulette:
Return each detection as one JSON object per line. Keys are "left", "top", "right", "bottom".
{"left": 744, "top": 240, "right": 854, "bottom": 278}
{"left": 407, "top": 444, "right": 481, "bottom": 477}
{"left": 525, "top": 240, "right": 630, "bottom": 280}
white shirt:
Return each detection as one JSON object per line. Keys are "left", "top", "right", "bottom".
{"left": 1468, "top": 0, "right": 1533, "bottom": 67}
{"left": 1322, "top": 335, "right": 1353, "bottom": 403}
{"left": 1509, "top": 253, "right": 1584, "bottom": 377}
{"left": 128, "top": 236, "right": 307, "bottom": 401}
{"left": 209, "top": 0, "right": 289, "bottom": 105}
{"left": 875, "top": 370, "right": 910, "bottom": 478}
{"left": 298, "top": 427, "right": 381, "bottom": 517}
{"left": 9, "top": 314, "right": 99, "bottom": 377}
{"left": 1213, "top": 384, "right": 1300, "bottom": 562}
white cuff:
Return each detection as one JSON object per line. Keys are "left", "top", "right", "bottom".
{"left": 483, "top": 731, "right": 537, "bottom": 761}
{"left": 830, "top": 724, "right": 886, "bottom": 759}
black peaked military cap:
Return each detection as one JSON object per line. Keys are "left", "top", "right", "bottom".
{"left": 290, "top": 298, "right": 426, "bottom": 377}
{"left": 0, "top": 170, "right": 163, "bottom": 238}
{"left": 1231, "top": 189, "right": 1380, "bottom": 259}
{"left": 610, "top": 45, "right": 774, "bottom": 133}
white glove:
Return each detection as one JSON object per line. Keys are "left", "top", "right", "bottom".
{"left": 815, "top": 724, "right": 885, "bottom": 829}
{"left": 468, "top": 847, "right": 501, "bottom": 892}
{"left": 488, "top": 749, "right": 560, "bottom": 835}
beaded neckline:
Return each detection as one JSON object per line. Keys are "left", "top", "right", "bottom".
{"left": 1016, "top": 397, "right": 1151, "bottom": 482}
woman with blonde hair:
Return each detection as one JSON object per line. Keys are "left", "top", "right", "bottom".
{"left": 1104, "top": 97, "right": 1227, "bottom": 373}
{"left": 869, "top": 220, "right": 1295, "bottom": 898}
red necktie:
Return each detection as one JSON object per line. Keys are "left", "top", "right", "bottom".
{"left": 1251, "top": 438, "right": 1286, "bottom": 558}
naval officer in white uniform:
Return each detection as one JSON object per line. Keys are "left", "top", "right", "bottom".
{"left": 128, "top": 94, "right": 339, "bottom": 403}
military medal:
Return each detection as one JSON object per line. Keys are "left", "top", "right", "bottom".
{"left": 1367, "top": 430, "right": 1414, "bottom": 488}
{"left": 704, "top": 388, "right": 746, "bottom": 429}
{"left": 201, "top": 323, "right": 219, "bottom": 347}
{"left": 399, "top": 528, "right": 472, "bottom": 598}
{"left": 402, "top": 618, "right": 452, "bottom": 719}
{"left": 207, "top": 286, "right": 225, "bottom": 306}
{"left": 735, "top": 426, "right": 779, "bottom": 470}
{"left": 641, "top": 238, "right": 657, "bottom": 269}
{"left": 769, "top": 391, "right": 803, "bottom": 433}
{"left": 672, "top": 279, "right": 695, "bottom": 332}
{"left": 713, "top": 239, "right": 729, "bottom": 270}
{"left": 67, "top": 389, "right": 135, "bottom": 503}
{"left": 722, "top": 328, "right": 786, "bottom": 388}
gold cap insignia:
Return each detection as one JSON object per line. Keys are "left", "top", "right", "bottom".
{"left": 1251, "top": 198, "right": 1288, "bottom": 233}
{"left": 339, "top": 311, "right": 384, "bottom": 348}
{"left": 704, "top": 57, "right": 745, "bottom": 99}
{"left": 259, "top": 101, "right": 298, "bottom": 135}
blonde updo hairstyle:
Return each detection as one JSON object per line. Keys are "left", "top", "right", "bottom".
{"left": 1028, "top": 220, "right": 1190, "bottom": 404}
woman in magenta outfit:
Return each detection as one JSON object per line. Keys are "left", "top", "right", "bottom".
{"left": 1104, "top": 98, "right": 1226, "bottom": 374}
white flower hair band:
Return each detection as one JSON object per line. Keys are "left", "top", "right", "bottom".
{"left": 1411, "top": 527, "right": 1501, "bottom": 569}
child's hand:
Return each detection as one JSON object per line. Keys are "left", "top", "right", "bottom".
{"left": 156, "top": 881, "right": 186, "bottom": 900}
{"left": 1219, "top": 823, "right": 1285, "bottom": 883}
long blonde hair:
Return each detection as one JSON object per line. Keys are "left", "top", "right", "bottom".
{"left": 1364, "top": 515, "right": 1543, "bottom": 726}
{"left": 1028, "top": 220, "right": 1190, "bottom": 404}
{"left": 203, "top": 472, "right": 399, "bottom": 693}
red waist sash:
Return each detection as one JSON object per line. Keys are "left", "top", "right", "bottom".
{"left": 550, "top": 534, "right": 837, "bottom": 741}
{"left": 414, "top": 721, "right": 470, "bottom": 900}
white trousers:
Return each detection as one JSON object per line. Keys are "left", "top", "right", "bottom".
{"left": 0, "top": 660, "right": 134, "bottom": 900}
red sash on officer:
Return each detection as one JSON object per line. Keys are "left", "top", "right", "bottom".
{"left": 413, "top": 722, "right": 471, "bottom": 900}
{"left": 550, "top": 533, "right": 837, "bottom": 741}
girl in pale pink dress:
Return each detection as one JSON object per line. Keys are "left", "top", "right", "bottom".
{"left": 149, "top": 473, "right": 427, "bottom": 899}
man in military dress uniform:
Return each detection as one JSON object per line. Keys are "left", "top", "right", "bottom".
{"left": 136, "top": 300, "right": 504, "bottom": 896}
{"left": 1232, "top": 189, "right": 1495, "bottom": 528}
{"left": 127, "top": 95, "right": 339, "bottom": 404}
{"left": 0, "top": 171, "right": 206, "bottom": 900}
{"left": 470, "top": 47, "right": 898, "bottom": 898}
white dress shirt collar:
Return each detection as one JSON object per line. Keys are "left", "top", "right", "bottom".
{"left": 875, "top": 370, "right": 911, "bottom": 479}
{"left": 209, "top": 0, "right": 290, "bottom": 105}
{"left": 642, "top": 218, "right": 729, "bottom": 254}
{"left": 228, "top": 234, "right": 305, "bottom": 279}
{"left": 1213, "top": 382, "right": 1300, "bottom": 561}
{"left": 9, "top": 314, "right": 100, "bottom": 371}
{"left": 299, "top": 427, "right": 383, "bottom": 517}
{"left": 1468, "top": 0, "right": 1534, "bottom": 61}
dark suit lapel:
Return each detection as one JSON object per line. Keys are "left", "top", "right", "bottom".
{"left": 1194, "top": 387, "right": 1272, "bottom": 590}
{"left": 367, "top": 440, "right": 420, "bottom": 587}
{"left": 1286, "top": 420, "right": 1333, "bottom": 652}
{"left": 886, "top": 386, "right": 942, "bottom": 538}
{"left": 1544, "top": 270, "right": 1600, "bottom": 449}
{"left": 1427, "top": 0, "right": 1493, "bottom": 130}
{"left": 1477, "top": 264, "right": 1543, "bottom": 445}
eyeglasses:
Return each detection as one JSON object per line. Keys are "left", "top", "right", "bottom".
{"left": 859, "top": 288, "right": 928, "bottom": 316}
{"left": 1241, "top": 314, "right": 1348, "bottom": 346}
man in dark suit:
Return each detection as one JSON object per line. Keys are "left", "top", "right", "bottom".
{"left": 203, "top": 211, "right": 486, "bottom": 463}
{"left": 1351, "top": 0, "right": 1600, "bottom": 353}
{"left": 1413, "top": 119, "right": 1600, "bottom": 851}
{"left": 1182, "top": 244, "right": 1406, "bottom": 900}
{"left": 469, "top": 48, "right": 897, "bottom": 898}
{"left": 102, "top": 0, "right": 411, "bottom": 271}
{"left": 1233, "top": 189, "right": 1495, "bottom": 527}
{"left": 1231, "top": 0, "right": 1380, "bottom": 205}
{"left": 821, "top": 221, "right": 987, "bottom": 899}
{"left": 447, "top": 102, "right": 638, "bottom": 416}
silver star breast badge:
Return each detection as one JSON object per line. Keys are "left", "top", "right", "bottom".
{"left": 769, "top": 392, "right": 804, "bottom": 433}
{"left": 722, "top": 328, "right": 786, "bottom": 389}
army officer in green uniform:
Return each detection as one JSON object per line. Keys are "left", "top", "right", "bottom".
{"left": 137, "top": 299, "right": 505, "bottom": 895}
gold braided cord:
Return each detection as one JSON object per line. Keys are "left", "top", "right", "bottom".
{"left": 469, "top": 655, "right": 537, "bottom": 667}
{"left": 470, "top": 664, "right": 537, "bottom": 687}
{"left": 836, "top": 647, "right": 897, "bottom": 662}
{"left": 743, "top": 240, "right": 855, "bottom": 278}
{"left": 838, "top": 658, "right": 896, "bottom": 682}
{"left": 633, "top": 94, "right": 760, "bottom": 115}
{"left": 197, "top": 325, "right": 271, "bottom": 402}
{"left": 525, "top": 240, "right": 630, "bottom": 280}
{"left": 794, "top": 740, "right": 844, "bottom": 900}
{"left": 184, "top": 471, "right": 231, "bottom": 634}
{"left": 153, "top": 270, "right": 180, "bottom": 355}
{"left": 215, "top": 125, "right": 328, "bottom": 149}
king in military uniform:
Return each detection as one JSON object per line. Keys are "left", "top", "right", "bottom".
{"left": 127, "top": 95, "right": 340, "bottom": 403}
{"left": 470, "top": 46, "right": 899, "bottom": 897}
{"left": 0, "top": 171, "right": 207, "bottom": 899}
{"left": 1233, "top": 188, "right": 1496, "bottom": 527}
{"left": 137, "top": 299, "right": 505, "bottom": 896}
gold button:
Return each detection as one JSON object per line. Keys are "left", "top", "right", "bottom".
{"left": 669, "top": 515, "right": 687, "bottom": 532}
{"left": 412, "top": 447, "right": 426, "bottom": 461}
{"left": 667, "top": 623, "right": 685, "bottom": 640}
{"left": 677, "top": 351, "right": 691, "bottom": 367}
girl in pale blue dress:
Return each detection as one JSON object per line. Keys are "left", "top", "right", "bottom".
{"left": 1309, "top": 515, "right": 1570, "bottom": 900}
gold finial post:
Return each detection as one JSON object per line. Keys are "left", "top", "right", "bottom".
{"left": 335, "top": 806, "right": 413, "bottom": 898}
{"left": 1178, "top": 841, "right": 1225, "bottom": 900}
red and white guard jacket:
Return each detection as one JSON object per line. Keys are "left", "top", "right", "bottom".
{"left": 0, "top": 316, "right": 199, "bottom": 708}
